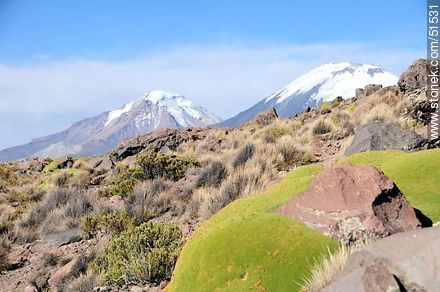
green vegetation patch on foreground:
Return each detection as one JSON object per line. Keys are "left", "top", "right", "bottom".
{"left": 340, "top": 148, "right": 440, "bottom": 223}
{"left": 168, "top": 166, "right": 338, "bottom": 292}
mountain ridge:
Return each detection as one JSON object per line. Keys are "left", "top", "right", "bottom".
{"left": 218, "top": 62, "right": 398, "bottom": 127}
{"left": 0, "top": 90, "right": 220, "bottom": 161}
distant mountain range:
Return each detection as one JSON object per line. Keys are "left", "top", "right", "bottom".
{"left": 0, "top": 62, "right": 399, "bottom": 161}
{"left": 218, "top": 62, "right": 398, "bottom": 127}
{"left": 0, "top": 91, "right": 220, "bottom": 161}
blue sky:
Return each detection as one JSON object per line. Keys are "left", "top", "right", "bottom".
{"left": 0, "top": 0, "right": 426, "bottom": 149}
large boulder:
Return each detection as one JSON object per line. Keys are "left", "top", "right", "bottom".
{"left": 398, "top": 59, "right": 431, "bottom": 92}
{"left": 276, "top": 164, "right": 425, "bottom": 244}
{"left": 324, "top": 226, "right": 440, "bottom": 292}
{"left": 363, "top": 84, "right": 383, "bottom": 96}
{"left": 345, "top": 121, "right": 426, "bottom": 156}
{"left": 109, "top": 128, "right": 208, "bottom": 162}
{"left": 83, "top": 156, "right": 114, "bottom": 173}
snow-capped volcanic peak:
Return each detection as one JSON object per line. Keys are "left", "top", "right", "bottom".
{"left": 266, "top": 62, "right": 398, "bottom": 104}
{"left": 104, "top": 90, "right": 220, "bottom": 129}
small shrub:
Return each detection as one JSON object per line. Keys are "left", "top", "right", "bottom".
{"left": 321, "top": 101, "right": 331, "bottom": 110}
{"left": 81, "top": 210, "right": 135, "bottom": 238}
{"left": 65, "top": 272, "right": 99, "bottom": 292}
{"left": 199, "top": 169, "right": 266, "bottom": 220}
{"left": 101, "top": 165, "right": 139, "bottom": 197}
{"left": 0, "top": 234, "right": 11, "bottom": 270}
{"left": 261, "top": 126, "right": 291, "bottom": 142}
{"left": 126, "top": 180, "right": 170, "bottom": 223}
{"left": 0, "top": 163, "right": 17, "bottom": 191}
{"left": 41, "top": 252, "right": 59, "bottom": 267}
{"left": 276, "top": 137, "right": 314, "bottom": 170}
{"left": 196, "top": 161, "right": 228, "bottom": 188}
{"left": 91, "top": 222, "right": 182, "bottom": 286}
{"left": 346, "top": 104, "right": 356, "bottom": 113}
{"left": 312, "top": 120, "right": 332, "bottom": 136}
{"left": 232, "top": 143, "right": 255, "bottom": 168}
{"left": 17, "top": 187, "right": 100, "bottom": 241}
{"left": 137, "top": 153, "right": 200, "bottom": 181}
{"left": 50, "top": 171, "right": 71, "bottom": 187}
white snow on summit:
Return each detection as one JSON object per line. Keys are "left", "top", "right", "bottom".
{"left": 105, "top": 101, "right": 135, "bottom": 127}
{"left": 104, "top": 90, "right": 220, "bottom": 129}
{"left": 266, "top": 62, "right": 398, "bottom": 104}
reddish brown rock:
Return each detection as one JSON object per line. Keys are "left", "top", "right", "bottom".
{"left": 362, "top": 261, "right": 400, "bottom": 292}
{"left": 48, "top": 257, "right": 79, "bottom": 288}
{"left": 276, "top": 164, "right": 423, "bottom": 243}
{"left": 17, "top": 157, "right": 50, "bottom": 173}
{"left": 255, "top": 107, "right": 278, "bottom": 127}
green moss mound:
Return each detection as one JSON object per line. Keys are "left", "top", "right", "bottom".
{"left": 168, "top": 166, "right": 338, "bottom": 291}
{"left": 169, "top": 149, "right": 440, "bottom": 291}
{"left": 340, "top": 148, "right": 440, "bottom": 223}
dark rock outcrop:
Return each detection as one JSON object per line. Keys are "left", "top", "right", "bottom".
{"left": 398, "top": 59, "right": 431, "bottom": 92}
{"left": 110, "top": 128, "right": 208, "bottom": 161}
{"left": 324, "top": 226, "right": 440, "bottom": 292}
{"left": 345, "top": 121, "right": 426, "bottom": 156}
{"left": 276, "top": 164, "right": 424, "bottom": 244}
{"left": 255, "top": 107, "right": 278, "bottom": 127}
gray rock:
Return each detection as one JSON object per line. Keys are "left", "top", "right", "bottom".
{"left": 345, "top": 122, "right": 426, "bottom": 156}
{"left": 363, "top": 84, "right": 382, "bottom": 96}
{"left": 41, "top": 228, "right": 81, "bottom": 247}
{"left": 324, "top": 226, "right": 440, "bottom": 292}
{"left": 355, "top": 88, "right": 365, "bottom": 97}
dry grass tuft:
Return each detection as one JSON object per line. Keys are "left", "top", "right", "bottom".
{"left": 361, "top": 102, "right": 397, "bottom": 124}
{"left": 302, "top": 236, "right": 377, "bottom": 291}
{"left": 312, "top": 120, "right": 333, "bottom": 136}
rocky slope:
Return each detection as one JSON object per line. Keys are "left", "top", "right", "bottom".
{"left": 219, "top": 62, "right": 398, "bottom": 127}
{"left": 0, "top": 59, "right": 438, "bottom": 291}
{"left": 0, "top": 90, "right": 220, "bottom": 161}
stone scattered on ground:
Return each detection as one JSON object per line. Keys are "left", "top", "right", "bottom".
{"left": 345, "top": 121, "right": 426, "bottom": 156}
{"left": 41, "top": 228, "right": 82, "bottom": 247}
{"left": 276, "top": 164, "right": 425, "bottom": 244}
{"left": 324, "top": 226, "right": 440, "bottom": 292}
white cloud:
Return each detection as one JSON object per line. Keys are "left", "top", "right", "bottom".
{"left": 0, "top": 42, "right": 423, "bottom": 149}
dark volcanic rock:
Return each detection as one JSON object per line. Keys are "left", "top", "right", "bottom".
{"left": 276, "top": 164, "right": 423, "bottom": 244}
{"left": 345, "top": 121, "right": 426, "bottom": 156}
{"left": 398, "top": 59, "right": 432, "bottom": 92}
{"left": 110, "top": 128, "right": 208, "bottom": 161}
{"left": 255, "top": 107, "right": 278, "bottom": 127}
{"left": 324, "top": 226, "right": 440, "bottom": 292}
